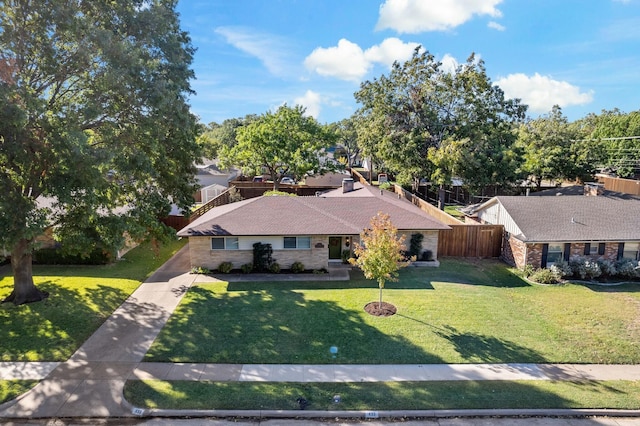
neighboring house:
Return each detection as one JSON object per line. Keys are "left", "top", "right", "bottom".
{"left": 177, "top": 182, "right": 450, "bottom": 271}
{"left": 467, "top": 193, "right": 640, "bottom": 269}
{"left": 195, "top": 159, "right": 240, "bottom": 203}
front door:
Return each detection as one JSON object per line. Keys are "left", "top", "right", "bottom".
{"left": 328, "top": 236, "right": 342, "bottom": 260}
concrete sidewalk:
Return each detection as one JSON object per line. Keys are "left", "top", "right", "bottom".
{"left": 2, "top": 245, "right": 640, "bottom": 421}
{"left": 0, "top": 244, "right": 197, "bottom": 419}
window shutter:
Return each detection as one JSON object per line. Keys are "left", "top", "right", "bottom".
{"left": 598, "top": 243, "right": 605, "bottom": 255}
{"left": 563, "top": 243, "right": 571, "bottom": 261}
{"left": 541, "top": 244, "right": 549, "bottom": 268}
{"left": 617, "top": 243, "right": 625, "bottom": 260}
{"left": 583, "top": 243, "right": 590, "bottom": 256}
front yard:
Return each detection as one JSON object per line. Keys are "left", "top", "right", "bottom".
{"left": 145, "top": 259, "right": 640, "bottom": 365}
{"left": 0, "top": 239, "right": 187, "bottom": 362}
{"left": 132, "top": 259, "right": 640, "bottom": 410}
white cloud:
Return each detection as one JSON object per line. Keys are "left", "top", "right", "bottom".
{"left": 376, "top": 0, "right": 503, "bottom": 33}
{"left": 304, "top": 38, "right": 421, "bottom": 81}
{"left": 495, "top": 73, "right": 594, "bottom": 113}
{"left": 488, "top": 21, "right": 506, "bottom": 31}
{"left": 304, "top": 39, "right": 370, "bottom": 82}
{"left": 215, "top": 26, "right": 291, "bottom": 76}
{"left": 364, "top": 38, "right": 421, "bottom": 68}
{"left": 294, "top": 90, "right": 322, "bottom": 118}
{"left": 440, "top": 54, "right": 459, "bottom": 74}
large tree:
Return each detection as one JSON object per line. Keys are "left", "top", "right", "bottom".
{"left": 222, "top": 104, "right": 337, "bottom": 189}
{"left": 573, "top": 109, "right": 640, "bottom": 178}
{"left": 354, "top": 48, "right": 526, "bottom": 204}
{"left": 329, "top": 117, "right": 359, "bottom": 168}
{"left": 516, "top": 106, "right": 589, "bottom": 189}
{"left": 0, "top": 0, "right": 200, "bottom": 304}
{"left": 199, "top": 114, "right": 259, "bottom": 160}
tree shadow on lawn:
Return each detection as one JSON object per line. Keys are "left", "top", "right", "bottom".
{"left": 0, "top": 280, "right": 131, "bottom": 361}
{"left": 397, "top": 314, "right": 547, "bottom": 364}
{"left": 145, "top": 286, "right": 444, "bottom": 364}
{"left": 126, "top": 379, "right": 589, "bottom": 410}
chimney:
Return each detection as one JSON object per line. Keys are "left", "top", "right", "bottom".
{"left": 342, "top": 178, "right": 354, "bottom": 193}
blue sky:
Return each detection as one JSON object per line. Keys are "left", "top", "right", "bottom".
{"left": 176, "top": 0, "right": 640, "bottom": 125}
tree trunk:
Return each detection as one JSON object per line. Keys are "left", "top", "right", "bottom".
{"left": 3, "top": 239, "right": 49, "bottom": 305}
{"left": 378, "top": 281, "right": 383, "bottom": 309}
{"left": 438, "top": 185, "right": 446, "bottom": 210}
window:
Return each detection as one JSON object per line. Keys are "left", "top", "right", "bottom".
{"left": 211, "top": 237, "right": 239, "bottom": 250}
{"left": 546, "top": 244, "right": 564, "bottom": 265}
{"left": 584, "top": 242, "right": 603, "bottom": 256}
{"left": 283, "top": 236, "right": 311, "bottom": 249}
{"left": 622, "top": 242, "right": 640, "bottom": 261}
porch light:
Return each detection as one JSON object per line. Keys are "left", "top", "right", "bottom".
{"left": 345, "top": 237, "right": 350, "bottom": 247}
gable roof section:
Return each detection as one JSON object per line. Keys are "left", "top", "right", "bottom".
{"left": 178, "top": 187, "right": 449, "bottom": 237}
{"left": 482, "top": 196, "right": 640, "bottom": 242}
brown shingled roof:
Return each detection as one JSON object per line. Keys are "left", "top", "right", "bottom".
{"left": 492, "top": 196, "right": 640, "bottom": 242}
{"left": 178, "top": 187, "right": 449, "bottom": 237}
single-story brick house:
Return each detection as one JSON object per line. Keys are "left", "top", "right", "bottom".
{"left": 466, "top": 195, "right": 640, "bottom": 269}
{"left": 177, "top": 182, "right": 450, "bottom": 271}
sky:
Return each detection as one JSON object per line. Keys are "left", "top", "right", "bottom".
{"left": 175, "top": 0, "right": 640, "bottom": 125}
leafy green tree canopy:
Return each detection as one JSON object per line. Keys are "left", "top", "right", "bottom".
{"left": 516, "top": 106, "right": 592, "bottom": 188}
{"left": 221, "top": 104, "right": 337, "bottom": 189}
{"left": 354, "top": 48, "right": 526, "bottom": 198}
{"left": 199, "top": 114, "right": 259, "bottom": 160}
{"left": 0, "top": 0, "right": 200, "bottom": 304}
{"left": 573, "top": 109, "right": 640, "bottom": 178}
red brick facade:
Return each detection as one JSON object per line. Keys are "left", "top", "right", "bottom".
{"left": 501, "top": 232, "right": 626, "bottom": 269}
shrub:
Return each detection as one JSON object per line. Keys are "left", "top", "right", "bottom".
{"left": 253, "top": 242, "right": 273, "bottom": 272}
{"left": 549, "top": 259, "right": 572, "bottom": 278}
{"left": 409, "top": 233, "right": 424, "bottom": 258}
{"left": 597, "top": 259, "right": 617, "bottom": 277}
{"left": 341, "top": 249, "right": 351, "bottom": 264}
{"left": 313, "top": 268, "right": 328, "bottom": 274}
{"left": 378, "top": 181, "right": 392, "bottom": 190}
{"left": 616, "top": 259, "right": 639, "bottom": 278}
{"left": 241, "top": 263, "right": 253, "bottom": 274}
{"left": 522, "top": 264, "right": 535, "bottom": 278}
{"left": 583, "top": 259, "right": 602, "bottom": 280}
{"left": 290, "top": 261, "right": 305, "bottom": 273}
{"left": 33, "top": 247, "right": 112, "bottom": 265}
{"left": 191, "top": 266, "right": 210, "bottom": 274}
{"left": 570, "top": 256, "right": 603, "bottom": 280}
{"left": 217, "top": 261, "right": 233, "bottom": 274}
{"left": 529, "top": 268, "right": 560, "bottom": 284}
{"left": 421, "top": 250, "right": 433, "bottom": 261}
{"left": 269, "top": 262, "right": 281, "bottom": 273}
{"left": 570, "top": 256, "right": 588, "bottom": 279}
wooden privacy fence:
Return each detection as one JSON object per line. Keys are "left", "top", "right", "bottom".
{"left": 437, "top": 224, "right": 503, "bottom": 258}
{"left": 596, "top": 175, "right": 640, "bottom": 195}
{"left": 389, "top": 183, "right": 503, "bottom": 258}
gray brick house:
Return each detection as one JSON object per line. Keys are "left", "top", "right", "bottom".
{"left": 467, "top": 195, "right": 640, "bottom": 269}
{"left": 177, "top": 184, "right": 449, "bottom": 271}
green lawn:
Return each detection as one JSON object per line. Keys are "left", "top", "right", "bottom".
{"left": 145, "top": 259, "right": 640, "bottom": 365}
{"left": 125, "top": 379, "right": 640, "bottom": 410}
{"left": 0, "top": 239, "right": 187, "bottom": 362}
{"left": 0, "top": 380, "right": 37, "bottom": 405}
